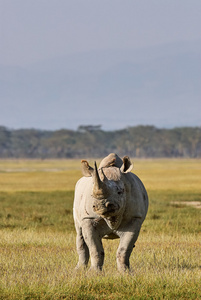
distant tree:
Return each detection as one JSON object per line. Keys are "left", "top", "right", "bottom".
{"left": 0, "top": 126, "right": 12, "bottom": 157}
{"left": 0, "top": 125, "right": 201, "bottom": 158}
{"left": 77, "top": 125, "right": 102, "bottom": 133}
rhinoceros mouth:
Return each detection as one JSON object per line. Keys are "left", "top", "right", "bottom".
{"left": 98, "top": 210, "right": 116, "bottom": 218}
{"left": 102, "top": 209, "right": 116, "bottom": 216}
{"left": 93, "top": 202, "right": 119, "bottom": 217}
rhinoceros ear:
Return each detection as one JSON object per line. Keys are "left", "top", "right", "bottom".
{"left": 120, "top": 156, "right": 133, "bottom": 173}
{"left": 81, "top": 160, "right": 94, "bottom": 177}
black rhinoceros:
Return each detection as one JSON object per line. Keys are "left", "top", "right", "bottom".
{"left": 73, "top": 153, "right": 148, "bottom": 272}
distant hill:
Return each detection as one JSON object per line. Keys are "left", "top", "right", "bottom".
{"left": 0, "top": 40, "right": 201, "bottom": 130}
{"left": 0, "top": 125, "right": 201, "bottom": 158}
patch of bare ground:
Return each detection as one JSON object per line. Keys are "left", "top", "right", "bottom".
{"left": 171, "top": 201, "right": 201, "bottom": 209}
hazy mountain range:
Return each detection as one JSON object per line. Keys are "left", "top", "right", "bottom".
{"left": 0, "top": 40, "right": 200, "bottom": 130}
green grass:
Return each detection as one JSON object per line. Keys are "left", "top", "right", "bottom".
{"left": 0, "top": 191, "right": 74, "bottom": 232}
{"left": 0, "top": 159, "right": 201, "bottom": 299}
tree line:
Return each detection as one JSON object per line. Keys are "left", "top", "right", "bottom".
{"left": 0, "top": 125, "right": 201, "bottom": 158}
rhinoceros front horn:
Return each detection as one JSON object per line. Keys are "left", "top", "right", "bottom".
{"left": 93, "top": 162, "right": 109, "bottom": 199}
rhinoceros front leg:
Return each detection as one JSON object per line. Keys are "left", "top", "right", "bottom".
{"left": 75, "top": 228, "right": 89, "bottom": 269}
{"left": 82, "top": 220, "right": 104, "bottom": 271}
{"left": 116, "top": 218, "right": 142, "bottom": 272}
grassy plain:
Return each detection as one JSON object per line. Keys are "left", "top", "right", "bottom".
{"left": 0, "top": 158, "right": 201, "bottom": 299}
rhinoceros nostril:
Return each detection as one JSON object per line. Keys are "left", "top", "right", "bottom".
{"left": 105, "top": 203, "right": 115, "bottom": 209}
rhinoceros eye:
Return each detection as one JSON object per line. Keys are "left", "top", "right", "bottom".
{"left": 117, "top": 188, "right": 124, "bottom": 195}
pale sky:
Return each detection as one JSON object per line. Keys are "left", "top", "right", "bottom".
{"left": 0, "top": 0, "right": 201, "bottom": 130}
{"left": 1, "top": 0, "right": 201, "bottom": 65}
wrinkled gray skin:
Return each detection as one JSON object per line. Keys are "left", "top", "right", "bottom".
{"left": 73, "top": 153, "right": 148, "bottom": 272}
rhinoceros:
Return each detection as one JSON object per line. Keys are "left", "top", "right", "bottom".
{"left": 73, "top": 153, "right": 148, "bottom": 272}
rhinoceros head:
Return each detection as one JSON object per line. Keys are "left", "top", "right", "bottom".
{"left": 81, "top": 154, "right": 133, "bottom": 218}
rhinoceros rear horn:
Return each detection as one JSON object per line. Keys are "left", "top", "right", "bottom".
{"left": 93, "top": 162, "right": 109, "bottom": 199}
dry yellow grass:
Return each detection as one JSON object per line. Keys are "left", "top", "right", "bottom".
{"left": 0, "top": 158, "right": 201, "bottom": 299}
{"left": 134, "top": 158, "right": 201, "bottom": 192}
{"left": 0, "top": 159, "right": 80, "bottom": 191}
{"left": 0, "top": 229, "right": 200, "bottom": 299}
{"left": 0, "top": 158, "right": 200, "bottom": 192}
